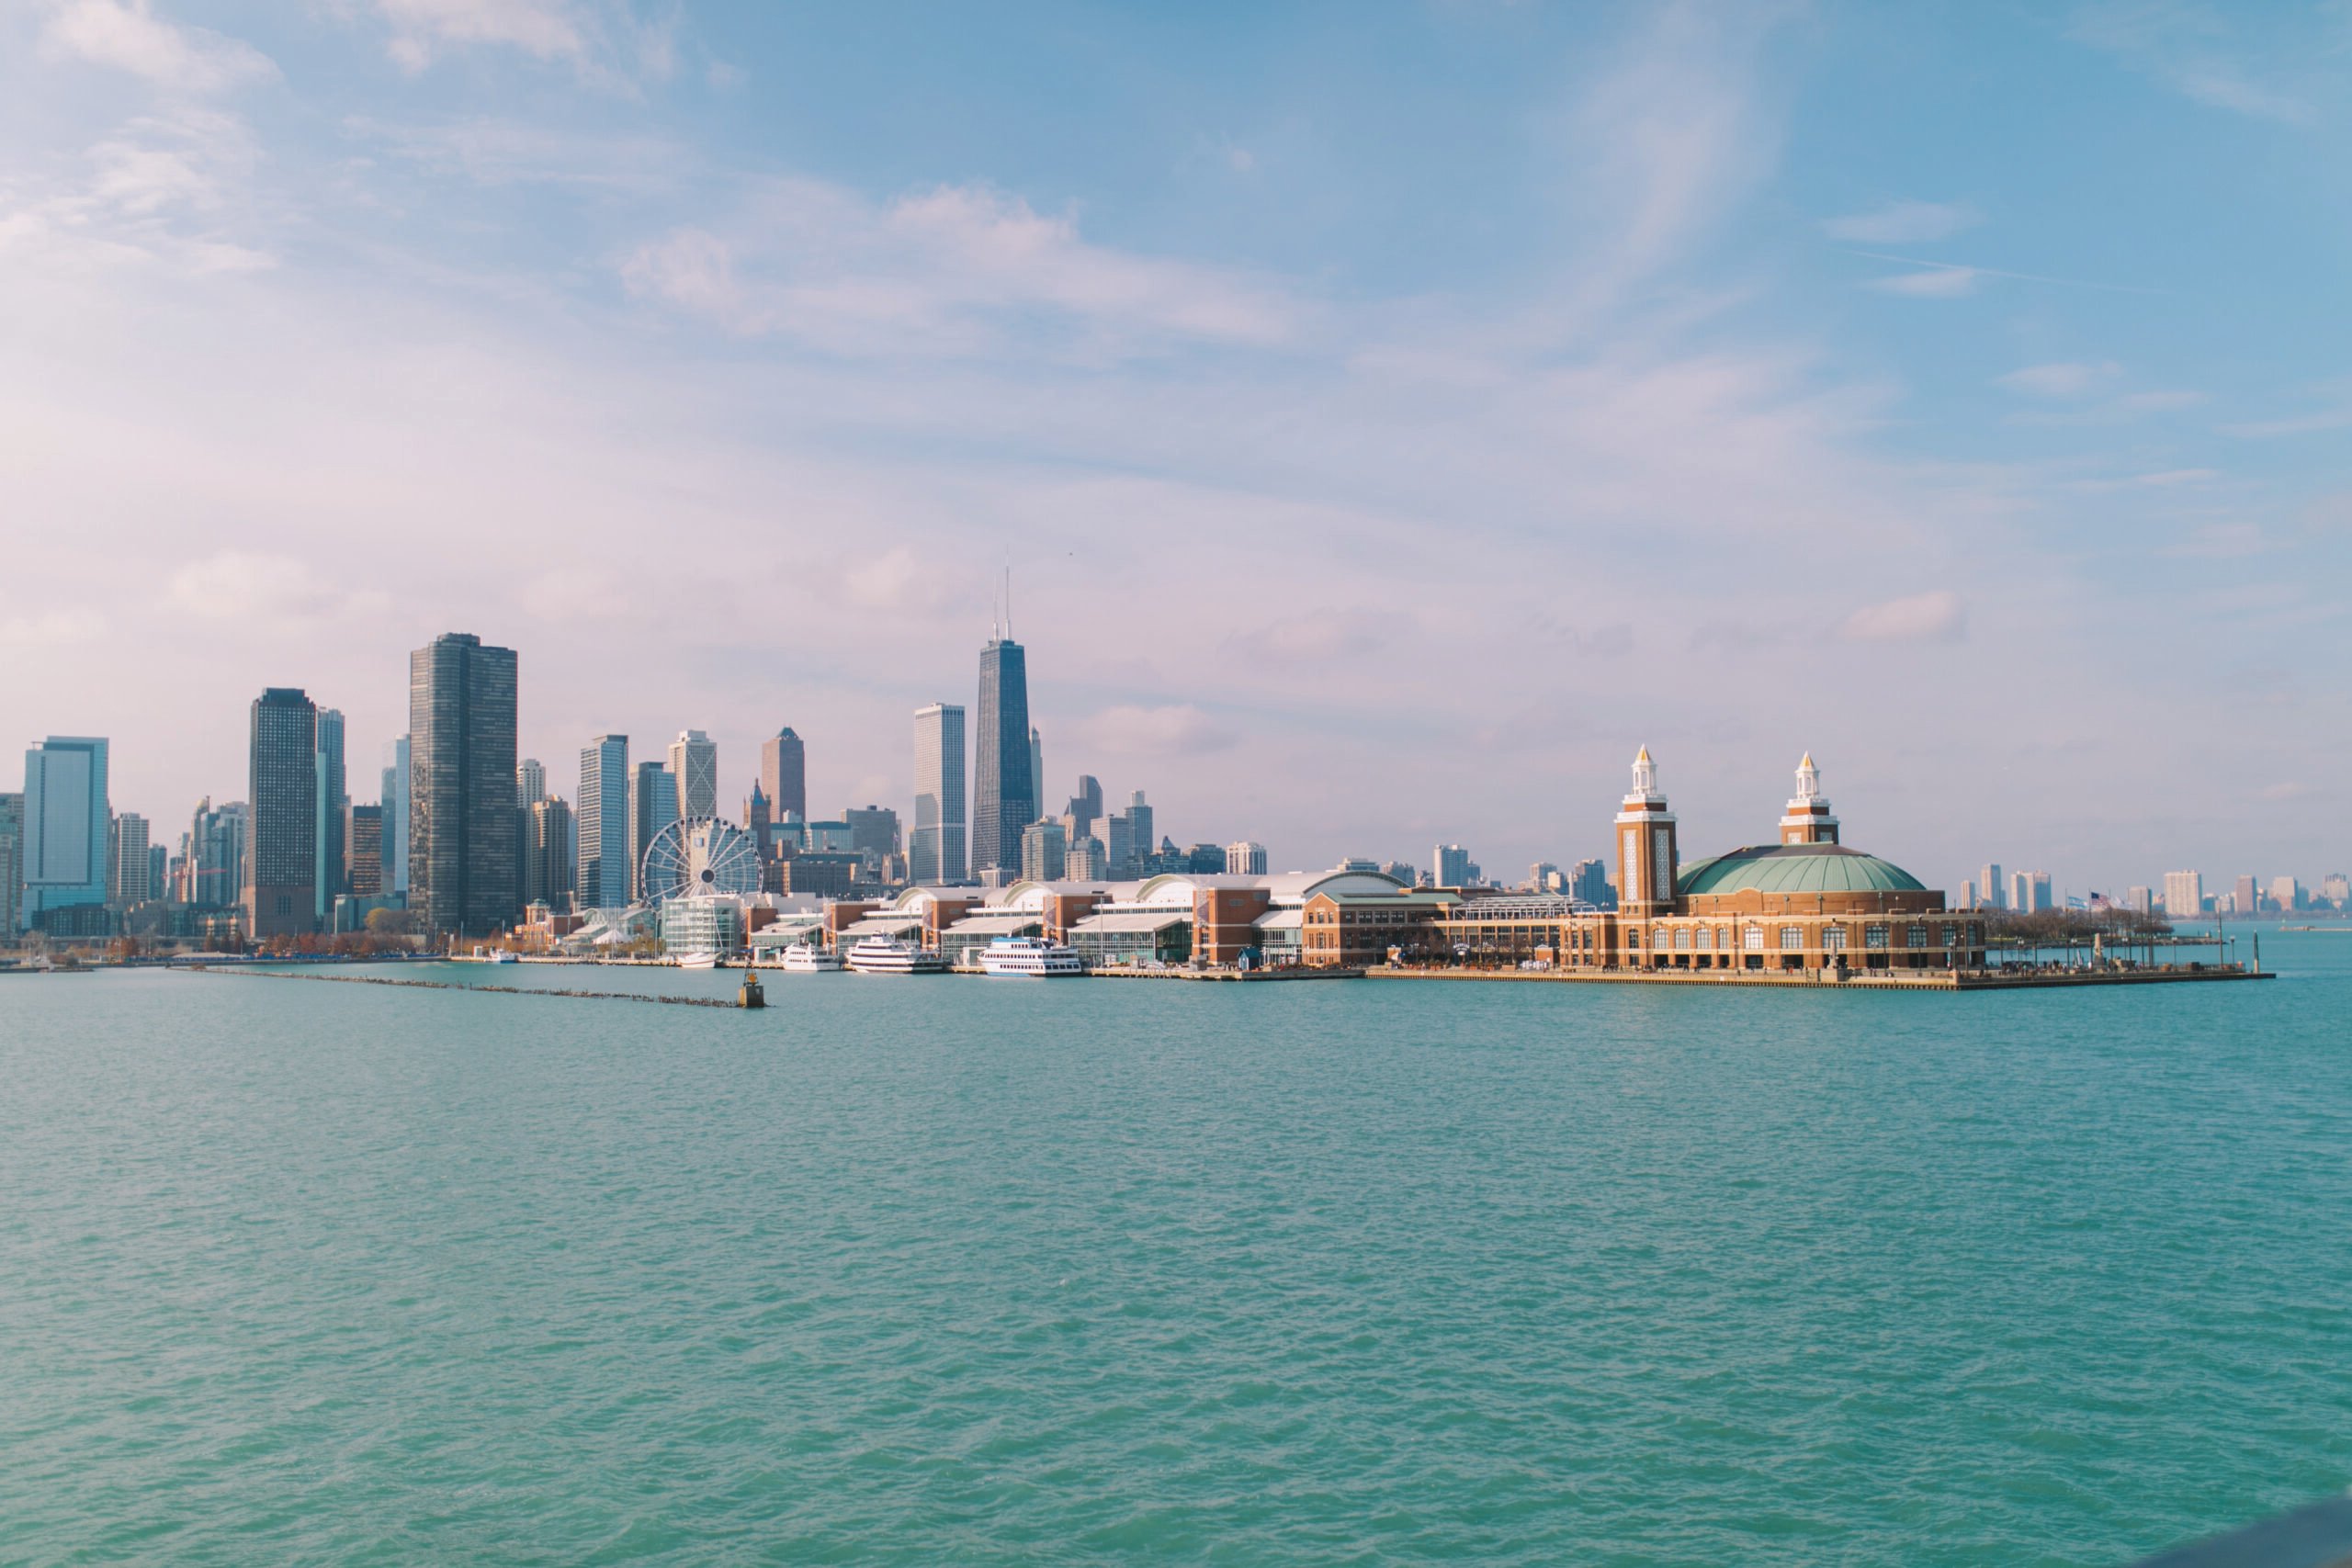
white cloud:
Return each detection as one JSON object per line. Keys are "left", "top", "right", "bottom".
{"left": 38, "top": 0, "right": 277, "bottom": 94}
{"left": 1081, "top": 705, "right": 1238, "bottom": 758}
{"left": 2069, "top": 3, "right": 2315, "bottom": 125}
{"left": 1997, "top": 361, "right": 2122, "bottom": 398}
{"left": 1823, "top": 200, "right": 1981, "bottom": 244}
{"left": 375, "top": 0, "right": 587, "bottom": 69}
{"left": 1869, "top": 266, "right": 1978, "bottom": 299}
{"left": 1227, "top": 609, "right": 1390, "bottom": 666}
{"left": 0, "top": 608, "right": 107, "bottom": 648}
{"left": 842, "top": 546, "right": 959, "bottom": 615}
{"left": 620, "top": 179, "right": 1299, "bottom": 355}
{"left": 1841, "top": 590, "right": 1965, "bottom": 643}
{"left": 167, "top": 552, "right": 347, "bottom": 623}
{"left": 2161, "top": 522, "right": 2269, "bottom": 558}
{"left": 2135, "top": 468, "right": 2218, "bottom": 486}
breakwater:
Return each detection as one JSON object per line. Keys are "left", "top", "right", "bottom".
{"left": 184, "top": 965, "right": 748, "bottom": 1009}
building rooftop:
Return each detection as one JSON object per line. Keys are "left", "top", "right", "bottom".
{"left": 1677, "top": 844, "right": 1927, "bottom": 897}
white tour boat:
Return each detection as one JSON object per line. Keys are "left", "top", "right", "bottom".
{"left": 844, "top": 936, "right": 946, "bottom": 975}
{"left": 779, "top": 943, "right": 844, "bottom": 973}
{"left": 673, "top": 951, "right": 720, "bottom": 971}
{"left": 978, "top": 934, "right": 1086, "bottom": 977}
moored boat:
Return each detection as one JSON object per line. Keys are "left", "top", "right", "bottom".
{"left": 673, "top": 951, "right": 720, "bottom": 971}
{"left": 779, "top": 943, "right": 844, "bottom": 973}
{"left": 978, "top": 934, "right": 1086, "bottom": 977}
{"left": 844, "top": 936, "right": 946, "bottom": 975}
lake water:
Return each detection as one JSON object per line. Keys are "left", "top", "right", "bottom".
{"left": 5, "top": 936, "right": 2349, "bottom": 1564}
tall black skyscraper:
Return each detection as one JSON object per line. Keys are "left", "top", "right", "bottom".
{"left": 972, "top": 636, "right": 1034, "bottom": 875}
{"left": 246, "top": 687, "right": 319, "bottom": 940}
{"left": 409, "top": 632, "right": 520, "bottom": 937}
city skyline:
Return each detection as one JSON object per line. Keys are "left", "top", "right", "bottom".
{"left": 4, "top": 4, "right": 2350, "bottom": 888}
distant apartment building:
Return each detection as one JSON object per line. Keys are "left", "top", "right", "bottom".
{"left": 516, "top": 758, "right": 545, "bottom": 807}
{"left": 761, "top": 728, "right": 807, "bottom": 822}
{"left": 0, "top": 792, "right": 20, "bottom": 940}
{"left": 2323, "top": 874, "right": 2351, "bottom": 908}
{"left": 1021, "top": 818, "right": 1068, "bottom": 882}
{"left": 347, "top": 804, "right": 384, "bottom": 897}
{"left": 1066, "top": 835, "right": 1108, "bottom": 880}
{"left": 21, "top": 737, "right": 111, "bottom": 932}
{"left": 1066, "top": 775, "right": 1103, "bottom": 842}
{"left": 1432, "top": 843, "right": 1475, "bottom": 887}
{"left": 314, "top": 706, "right": 346, "bottom": 922}
{"left": 2268, "top": 874, "right": 2301, "bottom": 912}
{"left": 2126, "top": 886, "right": 2153, "bottom": 916}
{"left": 247, "top": 689, "right": 319, "bottom": 940}
{"left": 1106, "top": 791, "right": 1152, "bottom": 879}
{"left": 380, "top": 736, "right": 410, "bottom": 897}
{"left": 911, "top": 703, "right": 967, "bottom": 884}
{"left": 845, "top": 805, "right": 901, "bottom": 878}
{"left": 1979, "top": 863, "right": 2005, "bottom": 911}
{"left": 187, "top": 798, "right": 246, "bottom": 909}
{"left": 2162, "top": 870, "right": 2203, "bottom": 919}
{"left": 577, "top": 735, "right": 631, "bottom": 910}
{"left": 522, "top": 796, "right": 573, "bottom": 911}
{"left": 1227, "top": 840, "right": 1269, "bottom": 875}
{"left": 2231, "top": 874, "right": 2256, "bottom": 916}
{"left": 1567, "top": 858, "right": 1611, "bottom": 908}
{"left": 409, "top": 632, "right": 521, "bottom": 937}
{"left": 628, "top": 761, "right": 677, "bottom": 903}
{"left": 669, "top": 731, "right": 718, "bottom": 821}
{"left": 107, "top": 813, "right": 153, "bottom": 906}
{"left": 2007, "top": 870, "right": 2052, "bottom": 914}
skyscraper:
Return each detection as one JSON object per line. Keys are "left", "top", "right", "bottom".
{"left": 188, "top": 797, "right": 246, "bottom": 910}
{"left": 516, "top": 758, "right": 546, "bottom": 807}
{"left": 1065, "top": 774, "right": 1102, "bottom": 841}
{"left": 0, "top": 792, "right": 20, "bottom": 940}
{"left": 911, "top": 702, "right": 967, "bottom": 885}
{"left": 628, "top": 761, "right": 676, "bottom": 902}
{"left": 1021, "top": 818, "right": 1067, "bottom": 882}
{"left": 20, "top": 737, "right": 110, "bottom": 931}
{"left": 845, "top": 805, "right": 900, "bottom": 878}
{"left": 247, "top": 689, "right": 319, "bottom": 940}
{"left": 669, "top": 730, "right": 718, "bottom": 820}
{"left": 314, "top": 706, "right": 346, "bottom": 922}
{"left": 381, "top": 737, "right": 410, "bottom": 898}
{"left": 409, "top": 633, "right": 520, "bottom": 938}
{"left": 2163, "top": 870, "right": 2202, "bottom": 918}
{"left": 576, "top": 735, "right": 630, "bottom": 909}
{"left": 1980, "top": 863, "right": 2006, "bottom": 911}
{"left": 1226, "top": 840, "right": 1268, "bottom": 875}
{"left": 972, "top": 637, "right": 1034, "bottom": 875}
{"left": 522, "top": 797, "right": 573, "bottom": 910}
{"left": 1433, "top": 843, "right": 1475, "bottom": 887}
{"left": 347, "top": 804, "right": 384, "bottom": 897}
{"left": 761, "top": 728, "right": 807, "bottom": 822}
{"left": 1028, "top": 728, "right": 1045, "bottom": 823}
{"left": 108, "top": 813, "right": 152, "bottom": 905}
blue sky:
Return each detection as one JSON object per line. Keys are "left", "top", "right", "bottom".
{"left": 3, "top": 0, "right": 2347, "bottom": 893}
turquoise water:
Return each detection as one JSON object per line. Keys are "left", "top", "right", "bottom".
{"left": 4, "top": 942, "right": 2349, "bottom": 1564}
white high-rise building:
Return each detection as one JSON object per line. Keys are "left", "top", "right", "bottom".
{"left": 911, "top": 703, "right": 967, "bottom": 884}
{"left": 1226, "top": 840, "right": 1268, "bottom": 875}
{"left": 1979, "top": 863, "right": 2005, "bottom": 910}
{"left": 516, "top": 758, "right": 546, "bottom": 807}
{"left": 2163, "top": 870, "right": 2202, "bottom": 918}
{"left": 669, "top": 730, "right": 718, "bottom": 821}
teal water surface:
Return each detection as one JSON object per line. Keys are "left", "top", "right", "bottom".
{"left": 4, "top": 942, "right": 2349, "bottom": 1564}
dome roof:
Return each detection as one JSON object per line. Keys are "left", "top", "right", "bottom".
{"left": 1676, "top": 844, "right": 1926, "bottom": 897}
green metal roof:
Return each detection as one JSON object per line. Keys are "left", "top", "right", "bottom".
{"left": 1676, "top": 844, "right": 1927, "bottom": 897}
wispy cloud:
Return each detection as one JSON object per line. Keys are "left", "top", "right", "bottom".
{"left": 374, "top": 0, "right": 588, "bottom": 70}
{"left": 1869, "top": 265, "right": 1978, "bottom": 299}
{"left": 2069, "top": 2, "right": 2316, "bottom": 125}
{"left": 2223, "top": 398, "right": 2352, "bottom": 438}
{"left": 1082, "top": 704, "right": 1238, "bottom": 758}
{"left": 621, "top": 179, "right": 1302, "bottom": 357}
{"left": 1823, "top": 200, "right": 1980, "bottom": 244}
{"left": 37, "top": 0, "right": 277, "bottom": 95}
{"left": 1998, "top": 361, "right": 2122, "bottom": 397}
{"left": 1841, "top": 590, "right": 1965, "bottom": 642}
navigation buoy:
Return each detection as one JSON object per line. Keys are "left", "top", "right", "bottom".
{"left": 739, "top": 974, "right": 766, "bottom": 1010}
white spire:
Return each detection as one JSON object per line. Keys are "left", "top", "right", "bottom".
{"left": 1631, "top": 746, "right": 1657, "bottom": 796}
{"left": 1795, "top": 752, "right": 1820, "bottom": 801}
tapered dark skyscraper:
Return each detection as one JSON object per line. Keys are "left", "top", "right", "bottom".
{"left": 972, "top": 636, "right": 1033, "bottom": 875}
{"left": 409, "top": 632, "right": 520, "bottom": 937}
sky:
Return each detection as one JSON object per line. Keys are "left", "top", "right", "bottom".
{"left": 3, "top": 0, "right": 2349, "bottom": 896}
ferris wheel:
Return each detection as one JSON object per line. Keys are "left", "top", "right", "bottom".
{"left": 639, "top": 817, "right": 763, "bottom": 905}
